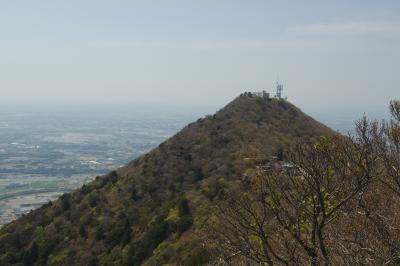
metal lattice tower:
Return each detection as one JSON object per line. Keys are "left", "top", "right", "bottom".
{"left": 276, "top": 82, "right": 283, "bottom": 99}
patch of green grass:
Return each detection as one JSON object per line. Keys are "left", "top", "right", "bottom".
{"left": 29, "top": 180, "right": 59, "bottom": 189}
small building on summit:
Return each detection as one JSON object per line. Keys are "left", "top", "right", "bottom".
{"left": 245, "top": 81, "right": 286, "bottom": 101}
{"left": 251, "top": 90, "right": 270, "bottom": 100}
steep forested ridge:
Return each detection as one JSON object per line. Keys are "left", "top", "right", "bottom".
{"left": 0, "top": 95, "right": 334, "bottom": 265}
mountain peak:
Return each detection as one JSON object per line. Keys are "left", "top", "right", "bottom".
{"left": 0, "top": 94, "right": 334, "bottom": 265}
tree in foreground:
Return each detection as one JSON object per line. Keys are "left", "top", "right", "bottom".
{"left": 207, "top": 101, "right": 400, "bottom": 265}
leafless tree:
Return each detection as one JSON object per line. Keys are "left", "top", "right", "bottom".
{"left": 336, "top": 100, "right": 400, "bottom": 265}
{"left": 206, "top": 101, "right": 400, "bottom": 266}
{"left": 206, "top": 132, "right": 377, "bottom": 265}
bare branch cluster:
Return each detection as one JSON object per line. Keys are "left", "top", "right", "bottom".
{"left": 206, "top": 100, "right": 400, "bottom": 266}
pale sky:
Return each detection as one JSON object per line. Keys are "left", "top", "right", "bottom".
{"left": 0, "top": 0, "right": 399, "bottom": 116}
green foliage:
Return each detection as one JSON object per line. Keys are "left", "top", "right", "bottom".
{"left": 60, "top": 193, "right": 70, "bottom": 211}
{"left": 80, "top": 184, "right": 91, "bottom": 196}
{"left": 131, "top": 187, "right": 139, "bottom": 201}
{"left": 37, "top": 238, "right": 57, "bottom": 265}
{"left": 105, "top": 222, "right": 129, "bottom": 246}
{"left": 177, "top": 197, "right": 190, "bottom": 216}
{"left": 0, "top": 252, "right": 15, "bottom": 265}
{"left": 128, "top": 215, "right": 173, "bottom": 265}
{"left": 10, "top": 232, "right": 22, "bottom": 250}
{"left": 79, "top": 223, "right": 87, "bottom": 238}
{"left": 88, "top": 193, "right": 98, "bottom": 207}
{"left": 22, "top": 242, "right": 38, "bottom": 266}
{"left": 200, "top": 176, "right": 226, "bottom": 200}
{"left": 176, "top": 215, "right": 193, "bottom": 236}
{"left": 0, "top": 95, "right": 334, "bottom": 265}
{"left": 95, "top": 225, "right": 105, "bottom": 241}
{"left": 180, "top": 245, "right": 209, "bottom": 266}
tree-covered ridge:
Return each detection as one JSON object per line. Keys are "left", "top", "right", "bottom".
{"left": 0, "top": 95, "right": 334, "bottom": 265}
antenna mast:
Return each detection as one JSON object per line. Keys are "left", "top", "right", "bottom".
{"left": 276, "top": 81, "right": 283, "bottom": 99}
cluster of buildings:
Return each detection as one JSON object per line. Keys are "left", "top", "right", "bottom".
{"left": 243, "top": 82, "right": 286, "bottom": 101}
{"left": 260, "top": 157, "right": 298, "bottom": 175}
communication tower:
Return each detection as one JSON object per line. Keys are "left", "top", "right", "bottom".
{"left": 276, "top": 82, "right": 283, "bottom": 99}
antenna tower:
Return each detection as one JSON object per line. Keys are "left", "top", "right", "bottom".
{"left": 276, "top": 81, "right": 283, "bottom": 99}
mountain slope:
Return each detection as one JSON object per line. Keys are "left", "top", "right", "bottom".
{"left": 0, "top": 94, "right": 335, "bottom": 265}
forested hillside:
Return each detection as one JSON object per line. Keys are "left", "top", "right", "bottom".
{"left": 0, "top": 94, "right": 334, "bottom": 265}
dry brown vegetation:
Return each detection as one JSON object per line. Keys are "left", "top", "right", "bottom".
{"left": 206, "top": 101, "right": 400, "bottom": 265}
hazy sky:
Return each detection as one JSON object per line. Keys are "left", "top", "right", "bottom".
{"left": 1, "top": 1, "right": 399, "bottom": 116}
